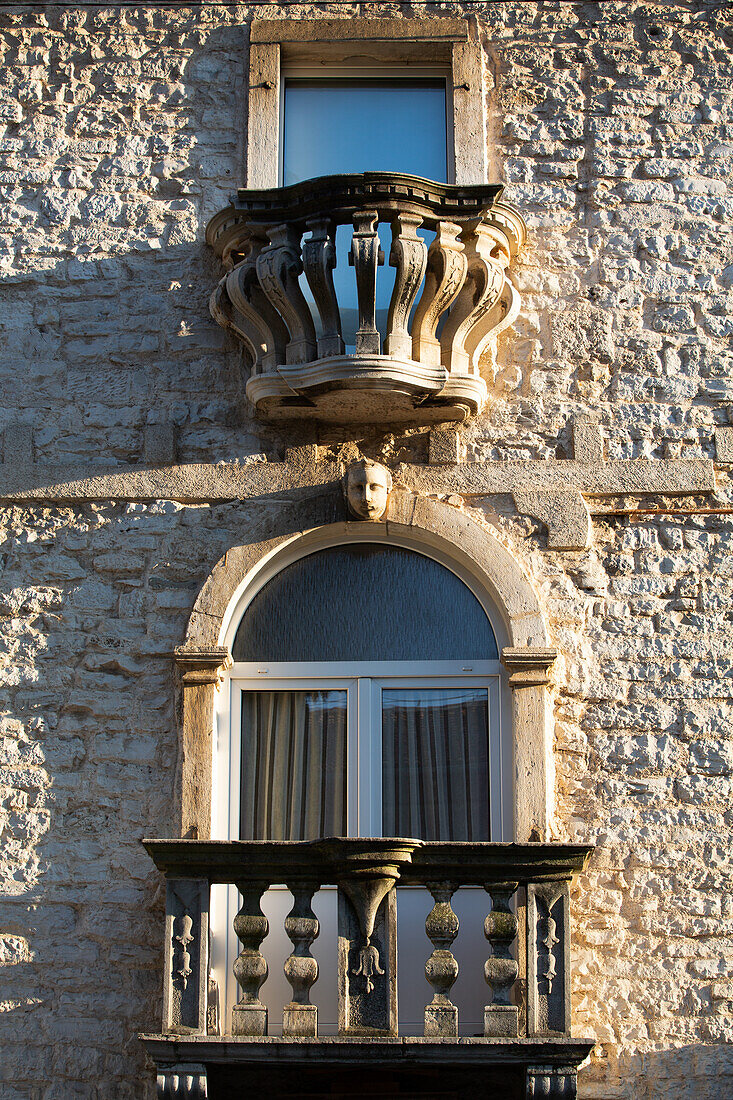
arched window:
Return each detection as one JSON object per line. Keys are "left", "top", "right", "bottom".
{"left": 220, "top": 540, "right": 506, "bottom": 845}
{"left": 211, "top": 532, "right": 511, "bottom": 1034}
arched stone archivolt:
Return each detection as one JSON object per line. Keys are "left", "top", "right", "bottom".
{"left": 174, "top": 486, "right": 557, "bottom": 845}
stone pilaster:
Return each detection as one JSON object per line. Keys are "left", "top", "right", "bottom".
{"left": 174, "top": 645, "right": 232, "bottom": 840}
{"left": 501, "top": 647, "right": 557, "bottom": 843}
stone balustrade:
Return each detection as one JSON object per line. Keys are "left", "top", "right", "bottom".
{"left": 206, "top": 173, "right": 526, "bottom": 423}
{"left": 143, "top": 837, "right": 590, "bottom": 1044}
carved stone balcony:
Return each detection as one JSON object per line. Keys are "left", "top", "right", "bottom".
{"left": 206, "top": 173, "right": 525, "bottom": 423}
{"left": 141, "top": 838, "right": 593, "bottom": 1099}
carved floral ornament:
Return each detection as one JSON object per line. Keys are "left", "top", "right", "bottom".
{"left": 206, "top": 172, "right": 526, "bottom": 425}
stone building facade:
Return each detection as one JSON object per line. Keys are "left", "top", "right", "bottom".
{"left": 1, "top": 1, "right": 732, "bottom": 1097}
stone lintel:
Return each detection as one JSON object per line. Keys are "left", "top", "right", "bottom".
{"left": 0, "top": 457, "right": 713, "bottom": 505}
{"left": 501, "top": 647, "right": 558, "bottom": 688}
{"left": 251, "top": 17, "right": 469, "bottom": 45}
{"left": 174, "top": 646, "right": 232, "bottom": 685}
{"left": 401, "top": 458, "right": 715, "bottom": 497}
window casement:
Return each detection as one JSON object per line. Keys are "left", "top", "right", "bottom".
{"left": 246, "top": 18, "right": 490, "bottom": 190}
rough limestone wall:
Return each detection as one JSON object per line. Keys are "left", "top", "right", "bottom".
{"left": 0, "top": 2, "right": 732, "bottom": 1098}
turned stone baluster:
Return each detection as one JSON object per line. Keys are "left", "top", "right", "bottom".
{"left": 232, "top": 880, "right": 269, "bottom": 1036}
{"left": 303, "top": 217, "right": 344, "bottom": 359}
{"left": 282, "top": 881, "right": 320, "bottom": 1037}
{"left": 385, "top": 213, "right": 427, "bottom": 360}
{"left": 224, "top": 239, "right": 289, "bottom": 374}
{"left": 439, "top": 221, "right": 506, "bottom": 376}
{"left": 484, "top": 881, "right": 519, "bottom": 1038}
{"left": 423, "top": 882, "right": 459, "bottom": 1038}
{"left": 411, "top": 220, "right": 467, "bottom": 368}
{"left": 348, "top": 210, "right": 384, "bottom": 355}
{"left": 256, "top": 223, "right": 317, "bottom": 365}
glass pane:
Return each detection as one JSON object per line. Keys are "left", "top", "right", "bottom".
{"left": 283, "top": 79, "right": 447, "bottom": 185}
{"left": 382, "top": 688, "right": 490, "bottom": 841}
{"left": 240, "top": 690, "right": 347, "bottom": 840}
{"left": 232, "top": 545, "right": 498, "bottom": 663}
{"left": 283, "top": 78, "right": 447, "bottom": 352}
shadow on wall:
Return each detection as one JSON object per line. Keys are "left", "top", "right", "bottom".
{"left": 579, "top": 1041, "right": 733, "bottom": 1099}
{"left": 0, "top": 19, "right": 285, "bottom": 475}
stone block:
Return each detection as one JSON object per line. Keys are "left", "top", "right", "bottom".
{"left": 429, "top": 428, "right": 462, "bottom": 465}
{"left": 144, "top": 423, "right": 177, "bottom": 465}
{"left": 572, "top": 415, "right": 604, "bottom": 464}
{"left": 484, "top": 1003, "right": 520, "bottom": 1038}
{"left": 715, "top": 427, "right": 733, "bottom": 463}
{"left": 3, "top": 423, "right": 33, "bottom": 466}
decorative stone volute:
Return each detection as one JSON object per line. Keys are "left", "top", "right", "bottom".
{"left": 207, "top": 172, "right": 526, "bottom": 424}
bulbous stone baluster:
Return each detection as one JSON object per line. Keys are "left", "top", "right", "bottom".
{"left": 439, "top": 220, "right": 506, "bottom": 376}
{"left": 223, "top": 239, "right": 289, "bottom": 374}
{"left": 423, "top": 882, "right": 459, "bottom": 1038}
{"left": 484, "top": 881, "right": 519, "bottom": 1038}
{"left": 411, "top": 220, "right": 467, "bottom": 368}
{"left": 303, "top": 217, "right": 344, "bottom": 359}
{"left": 385, "top": 213, "right": 427, "bottom": 360}
{"left": 348, "top": 210, "right": 384, "bottom": 354}
{"left": 282, "top": 881, "right": 320, "bottom": 1037}
{"left": 232, "top": 881, "right": 269, "bottom": 1036}
{"left": 256, "top": 223, "right": 317, "bottom": 365}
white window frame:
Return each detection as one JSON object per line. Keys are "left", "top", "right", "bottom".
{"left": 222, "top": 662, "right": 504, "bottom": 845}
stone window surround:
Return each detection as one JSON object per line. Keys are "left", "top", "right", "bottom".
{"left": 175, "top": 488, "right": 556, "bottom": 846}
{"left": 246, "top": 17, "right": 489, "bottom": 189}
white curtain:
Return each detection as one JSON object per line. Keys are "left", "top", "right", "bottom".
{"left": 382, "top": 689, "right": 489, "bottom": 841}
{"left": 240, "top": 690, "right": 347, "bottom": 841}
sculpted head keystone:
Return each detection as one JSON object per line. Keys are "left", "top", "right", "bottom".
{"left": 345, "top": 459, "right": 392, "bottom": 522}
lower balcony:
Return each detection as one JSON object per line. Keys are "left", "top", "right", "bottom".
{"left": 142, "top": 838, "right": 593, "bottom": 1099}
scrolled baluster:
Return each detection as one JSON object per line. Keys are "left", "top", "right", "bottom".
{"left": 225, "top": 239, "right": 289, "bottom": 374}
{"left": 439, "top": 220, "right": 506, "bottom": 376}
{"left": 282, "top": 881, "right": 320, "bottom": 1037}
{"left": 385, "top": 213, "right": 427, "bottom": 360}
{"left": 484, "top": 880, "right": 519, "bottom": 1038}
{"left": 411, "top": 220, "right": 467, "bottom": 368}
{"left": 423, "top": 882, "right": 459, "bottom": 1038}
{"left": 348, "top": 209, "right": 384, "bottom": 354}
{"left": 256, "top": 223, "right": 317, "bottom": 365}
{"left": 303, "top": 217, "right": 344, "bottom": 359}
{"left": 232, "top": 880, "right": 269, "bottom": 1036}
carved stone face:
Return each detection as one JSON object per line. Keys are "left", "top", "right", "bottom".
{"left": 346, "top": 461, "right": 392, "bottom": 521}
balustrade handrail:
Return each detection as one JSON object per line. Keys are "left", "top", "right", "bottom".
{"left": 143, "top": 837, "right": 591, "bottom": 885}
{"left": 206, "top": 172, "right": 512, "bottom": 258}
